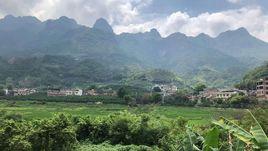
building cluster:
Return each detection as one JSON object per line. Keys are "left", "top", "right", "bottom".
{"left": 199, "top": 76, "right": 268, "bottom": 101}
{"left": 4, "top": 88, "right": 37, "bottom": 96}
{"left": 47, "top": 89, "right": 83, "bottom": 96}
{"left": 199, "top": 88, "right": 247, "bottom": 100}
{"left": 2, "top": 77, "right": 268, "bottom": 100}
{"left": 1, "top": 87, "right": 116, "bottom": 97}
{"left": 47, "top": 88, "right": 117, "bottom": 97}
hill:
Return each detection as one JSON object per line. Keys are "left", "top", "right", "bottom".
{"left": 1, "top": 15, "right": 268, "bottom": 87}
{"left": 0, "top": 55, "right": 187, "bottom": 89}
{"left": 236, "top": 62, "right": 268, "bottom": 90}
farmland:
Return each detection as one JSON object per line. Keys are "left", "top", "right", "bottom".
{"left": 0, "top": 100, "right": 245, "bottom": 125}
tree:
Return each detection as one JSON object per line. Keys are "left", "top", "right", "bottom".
{"left": 7, "top": 85, "right": 13, "bottom": 91}
{"left": 30, "top": 114, "right": 77, "bottom": 151}
{"left": 193, "top": 83, "right": 206, "bottom": 95}
{"left": 117, "top": 87, "right": 129, "bottom": 98}
{"left": 123, "top": 95, "right": 135, "bottom": 105}
{"left": 153, "top": 86, "right": 162, "bottom": 92}
{"left": 139, "top": 93, "right": 152, "bottom": 104}
{"left": 87, "top": 85, "right": 97, "bottom": 90}
{"left": 229, "top": 95, "right": 257, "bottom": 108}
{"left": 152, "top": 93, "right": 162, "bottom": 104}
{"left": 0, "top": 86, "right": 5, "bottom": 96}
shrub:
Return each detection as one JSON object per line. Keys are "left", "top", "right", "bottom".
{"left": 29, "top": 114, "right": 77, "bottom": 151}
{"left": 0, "top": 120, "right": 32, "bottom": 151}
{"left": 229, "top": 95, "right": 257, "bottom": 108}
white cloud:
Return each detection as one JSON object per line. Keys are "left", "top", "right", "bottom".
{"left": 226, "top": 0, "right": 241, "bottom": 4}
{"left": 114, "top": 7, "right": 268, "bottom": 42}
{"left": 0, "top": 0, "right": 37, "bottom": 16}
{"left": 0, "top": 0, "right": 151, "bottom": 26}
{"left": 30, "top": 0, "right": 152, "bottom": 26}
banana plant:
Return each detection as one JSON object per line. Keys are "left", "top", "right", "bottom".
{"left": 179, "top": 126, "right": 220, "bottom": 151}
{"left": 213, "top": 110, "right": 268, "bottom": 150}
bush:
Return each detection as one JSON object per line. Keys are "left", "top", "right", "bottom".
{"left": 76, "top": 112, "right": 185, "bottom": 147}
{"left": 30, "top": 114, "right": 77, "bottom": 151}
{"left": 117, "top": 87, "right": 129, "bottom": 98}
{"left": 165, "top": 92, "right": 196, "bottom": 106}
{"left": 0, "top": 120, "right": 32, "bottom": 151}
{"left": 229, "top": 95, "right": 257, "bottom": 108}
{"left": 152, "top": 93, "right": 162, "bottom": 104}
{"left": 77, "top": 142, "right": 158, "bottom": 151}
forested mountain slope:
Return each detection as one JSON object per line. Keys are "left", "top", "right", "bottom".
{"left": 0, "top": 15, "right": 267, "bottom": 87}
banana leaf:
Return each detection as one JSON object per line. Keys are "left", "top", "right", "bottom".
{"left": 248, "top": 110, "right": 268, "bottom": 150}
{"left": 213, "top": 117, "right": 253, "bottom": 145}
{"left": 203, "top": 127, "right": 220, "bottom": 151}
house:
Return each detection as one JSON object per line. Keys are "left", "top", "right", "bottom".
{"left": 84, "top": 89, "right": 98, "bottom": 96}
{"left": 13, "top": 88, "right": 36, "bottom": 96}
{"left": 47, "top": 89, "right": 65, "bottom": 96}
{"left": 199, "top": 88, "right": 246, "bottom": 100}
{"left": 47, "top": 88, "right": 83, "bottom": 96}
{"left": 215, "top": 89, "right": 247, "bottom": 100}
{"left": 199, "top": 88, "right": 219, "bottom": 99}
{"left": 152, "top": 84, "right": 178, "bottom": 95}
{"left": 256, "top": 77, "right": 268, "bottom": 99}
{"left": 74, "top": 89, "right": 83, "bottom": 96}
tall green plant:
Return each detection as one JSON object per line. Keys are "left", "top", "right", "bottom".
{"left": 179, "top": 126, "right": 220, "bottom": 151}
{"left": 213, "top": 110, "right": 268, "bottom": 150}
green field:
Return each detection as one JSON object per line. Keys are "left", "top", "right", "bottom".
{"left": 0, "top": 100, "right": 246, "bottom": 125}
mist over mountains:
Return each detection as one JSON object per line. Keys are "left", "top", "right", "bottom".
{"left": 0, "top": 15, "right": 267, "bottom": 88}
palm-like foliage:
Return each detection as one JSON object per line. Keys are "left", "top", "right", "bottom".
{"left": 213, "top": 110, "right": 268, "bottom": 150}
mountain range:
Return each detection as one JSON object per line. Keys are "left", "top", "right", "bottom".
{"left": 0, "top": 15, "right": 268, "bottom": 88}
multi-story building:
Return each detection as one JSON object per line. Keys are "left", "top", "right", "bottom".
{"left": 47, "top": 88, "right": 83, "bottom": 96}
{"left": 215, "top": 89, "right": 242, "bottom": 100}
{"left": 199, "top": 88, "right": 247, "bottom": 100}
{"left": 13, "top": 88, "right": 36, "bottom": 96}
{"left": 256, "top": 77, "right": 268, "bottom": 99}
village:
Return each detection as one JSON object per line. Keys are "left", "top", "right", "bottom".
{"left": 2, "top": 87, "right": 117, "bottom": 97}
{"left": 1, "top": 77, "right": 268, "bottom": 101}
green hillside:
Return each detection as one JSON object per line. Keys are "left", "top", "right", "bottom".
{"left": 0, "top": 55, "right": 187, "bottom": 89}
{"left": 236, "top": 63, "right": 268, "bottom": 90}
{"left": 1, "top": 15, "right": 268, "bottom": 87}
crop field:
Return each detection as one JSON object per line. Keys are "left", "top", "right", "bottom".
{"left": 0, "top": 100, "right": 246, "bottom": 125}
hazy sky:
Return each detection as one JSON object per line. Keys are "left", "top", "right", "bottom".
{"left": 0, "top": 0, "right": 268, "bottom": 41}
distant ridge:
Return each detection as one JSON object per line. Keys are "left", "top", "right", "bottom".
{"left": 0, "top": 15, "right": 268, "bottom": 87}
{"left": 93, "top": 18, "right": 113, "bottom": 33}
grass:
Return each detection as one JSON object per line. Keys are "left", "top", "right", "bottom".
{"left": 0, "top": 100, "right": 246, "bottom": 125}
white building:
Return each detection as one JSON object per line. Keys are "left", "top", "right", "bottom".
{"left": 215, "top": 89, "right": 247, "bottom": 100}
{"left": 153, "top": 84, "right": 178, "bottom": 95}
{"left": 199, "top": 88, "right": 247, "bottom": 100}
{"left": 74, "top": 89, "right": 83, "bottom": 96}
{"left": 47, "top": 88, "right": 83, "bottom": 96}
{"left": 13, "top": 88, "right": 37, "bottom": 96}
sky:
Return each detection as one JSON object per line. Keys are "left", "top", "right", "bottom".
{"left": 0, "top": 0, "right": 268, "bottom": 41}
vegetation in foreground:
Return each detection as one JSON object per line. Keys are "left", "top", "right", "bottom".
{"left": 0, "top": 100, "right": 245, "bottom": 125}
{"left": 0, "top": 108, "right": 267, "bottom": 151}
